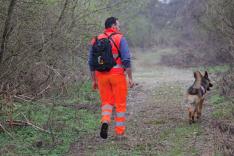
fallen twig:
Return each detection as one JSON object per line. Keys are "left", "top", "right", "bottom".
{"left": 13, "top": 95, "right": 32, "bottom": 102}
{"left": 36, "top": 84, "right": 50, "bottom": 96}
{"left": 5, "top": 113, "right": 51, "bottom": 134}
{"left": 0, "top": 123, "right": 14, "bottom": 138}
{"left": 21, "top": 113, "right": 51, "bottom": 133}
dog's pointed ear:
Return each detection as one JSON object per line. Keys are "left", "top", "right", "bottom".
{"left": 204, "top": 71, "right": 208, "bottom": 78}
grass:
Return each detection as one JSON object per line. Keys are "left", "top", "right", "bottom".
{"left": 200, "top": 64, "right": 234, "bottom": 120}
{"left": 0, "top": 81, "right": 100, "bottom": 156}
{"left": 209, "top": 92, "right": 234, "bottom": 120}
{"left": 192, "top": 64, "right": 230, "bottom": 74}
{"left": 158, "top": 123, "right": 202, "bottom": 156}
{"left": 204, "top": 64, "right": 234, "bottom": 155}
{"left": 91, "top": 144, "right": 142, "bottom": 156}
{"left": 85, "top": 140, "right": 143, "bottom": 156}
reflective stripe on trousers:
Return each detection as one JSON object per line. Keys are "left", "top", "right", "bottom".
{"left": 101, "top": 104, "right": 113, "bottom": 123}
{"left": 116, "top": 122, "right": 125, "bottom": 126}
{"left": 115, "top": 111, "right": 126, "bottom": 135}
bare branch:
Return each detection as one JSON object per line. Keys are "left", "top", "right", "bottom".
{"left": 0, "top": 0, "right": 17, "bottom": 63}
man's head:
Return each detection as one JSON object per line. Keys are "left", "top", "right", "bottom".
{"left": 105, "top": 17, "right": 120, "bottom": 31}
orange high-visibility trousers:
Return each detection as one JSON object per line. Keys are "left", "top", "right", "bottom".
{"left": 97, "top": 73, "right": 127, "bottom": 135}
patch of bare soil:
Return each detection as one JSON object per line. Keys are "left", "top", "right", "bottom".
{"left": 67, "top": 50, "right": 221, "bottom": 156}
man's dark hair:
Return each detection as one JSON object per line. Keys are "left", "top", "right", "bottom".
{"left": 105, "top": 17, "right": 118, "bottom": 29}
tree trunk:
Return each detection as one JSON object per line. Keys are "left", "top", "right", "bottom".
{"left": 0, "top": 0, "right": 17, "bottom": 63}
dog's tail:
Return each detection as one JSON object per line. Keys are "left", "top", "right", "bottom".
{"left": 188, "top": 71, "right": 202, "bottom": 95}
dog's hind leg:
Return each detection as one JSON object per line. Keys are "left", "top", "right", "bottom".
{"left": 188, "top": 107, "right": 194, "bottom": 124}
{"left": 192, "top": 112, "right": 195, "bottom": 123}
{"left": 194, "top": 104, "right": 199, "bottom": 121}
{"left": 189, "top": 111, "right": 192, "bottom": 124}
{"left": 197, "top": 99, "right": 204, "bottom": 120}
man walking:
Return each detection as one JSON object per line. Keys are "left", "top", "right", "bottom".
{"left": 88, "top": 17, "right": 134, "bottom": 139}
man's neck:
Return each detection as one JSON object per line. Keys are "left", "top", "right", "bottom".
{"left": 104, "top": 27, "right": 120, "bottom": 33}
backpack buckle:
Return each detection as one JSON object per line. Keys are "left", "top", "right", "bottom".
{"left": 98, "top": 56, "right": 104, "bottom": 64}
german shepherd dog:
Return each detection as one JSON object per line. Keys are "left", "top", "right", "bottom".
{"left": 184, "top": 71, "right": 213, "bottom": 124}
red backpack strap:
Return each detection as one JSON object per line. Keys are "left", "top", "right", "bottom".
{"left": 104, "top": 32, "right": 121, "bottom": 59}
{"left": 91, "top": 37, "right": 97, "bottom": 45}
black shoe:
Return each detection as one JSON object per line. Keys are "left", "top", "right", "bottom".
{"left": 100, "top": 123, "right": 108, "bottom": 139}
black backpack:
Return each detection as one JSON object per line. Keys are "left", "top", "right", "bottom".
{"left": 91, "top": 33, "right": 120, "bottom": 72}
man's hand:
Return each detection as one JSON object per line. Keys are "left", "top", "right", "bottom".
{"left": 128, "top": 78, "right": 134, "bottom": 88}
{"left": 92, "top": 81, "right": 98, "bottom": 90}
{"left": 90, "top": 71, "right": 98, "bottom": 90}
{"left": 125, "top": 68, "right": 134, "bottom": 88}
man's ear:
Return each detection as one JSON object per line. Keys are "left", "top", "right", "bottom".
{"left": 204, "top": 71, "right": 208, "bottom": 78}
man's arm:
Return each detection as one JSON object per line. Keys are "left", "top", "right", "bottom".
{"left": 120, "top": 37, "right": 134, "bottom": 88}
{"left": 88, "top": 46, "right": 98, "bottom": 89}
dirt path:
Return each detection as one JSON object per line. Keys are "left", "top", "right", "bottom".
{"left": 67, "top": 50, "right": 216, "bottom": 156}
